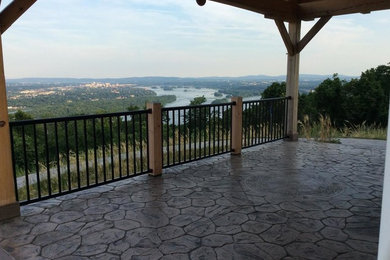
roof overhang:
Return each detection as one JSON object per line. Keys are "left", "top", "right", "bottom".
{"left": 198, "top": 0, "right": 390, "bottom": 21}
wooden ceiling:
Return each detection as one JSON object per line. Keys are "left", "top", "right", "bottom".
{"left": 197, "top": 0, "right": 390, "bottom": 21}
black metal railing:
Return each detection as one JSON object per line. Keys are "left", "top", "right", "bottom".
{"left": 9, "top": 110, "right": 150, "bottom": 205}
{"left": 162, "top": 102, "right": 233, "bottom": 167}
{"left": 10, "top": 97, "right": 290, "bottom": 205}
{"left": 242, "top": 97, "right": 289, "bottom": 148}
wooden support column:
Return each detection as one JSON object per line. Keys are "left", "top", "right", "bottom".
{"left": 231, "top": 97, "right": 242, "bottom": 155}
{"left": 286, "top": 21, "right": 301, "bottom": 141}
{"left": 147, "top": 103, "right": 162, "bottom": 176}
{"left": 0, "top": 33, "right": 20, "bottom": 221}
{"left": 276, "top": 17, "right": 331, "bottom": 141}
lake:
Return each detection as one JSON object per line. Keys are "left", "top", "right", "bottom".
{"left": 146, "top": 86, "right": 261, "bottom": 107}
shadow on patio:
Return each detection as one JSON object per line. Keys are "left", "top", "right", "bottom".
{"left": 0, "top": 138, "right": 385, "bottom": 260}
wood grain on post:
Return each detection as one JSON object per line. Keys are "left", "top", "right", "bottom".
{"left": 286, "top": 21, "right": 301, "bottom": 141}
{"left": 0, "top": 34, "right": 20, "bottom": 220}
{"left": 231, "top": 97, "right": 243, "bottom": 155}
{"left": 147, "top": 103, "right": 162, "bottom": 176}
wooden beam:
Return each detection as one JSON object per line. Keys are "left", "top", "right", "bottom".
{"left": 299, "top": 0, "right": 390, "bottom": 20}
{"left": 0, "top": 0, "right": 37, "bottom": 34}
{"left": 297, "top": 15, "right": 331, "bottom": 53}
{"left": 275, "top": 19, "right": 296, "bottom": 56}
{"left": 298, "top": 0, "right": 323, "bottom": 3}
{"left": 211, "top": 0, "right": 297, "bottom": 21}
{"left": 207, "top": 0, "right": 390, "bottom": 21}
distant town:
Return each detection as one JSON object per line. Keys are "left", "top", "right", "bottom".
{"left": 6, "top": 74, "right": 354, "bottom": 119}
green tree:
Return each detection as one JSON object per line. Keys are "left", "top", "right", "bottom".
{"left": 183, "top": 95, "right": 208, "bottom": 140}
{"left": 312, "top": 74, "right": 347, "bottom": 126}
{"left": 298, "top": 64, "right": 390, "bottom": 127}
{"left": 262, "top": 82, "right": 286, "bottom": 99}
{"left": 127, "top": 105, "right": 139, "bottom": 112}
{"left": 14, "top": 110, "right": 33, "bottom": 121}
{"left": 298, "top": 93, "right": 316, "bottom": 122}
{"left": 190, "top": 96, "right": 207, "bottom": 105}
{"left": 344, "top": 65, "right": 389, "bottom": 125}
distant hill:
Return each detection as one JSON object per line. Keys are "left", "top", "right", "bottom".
{"left": 6, "top": 74, "right": 356, "bottom": 86}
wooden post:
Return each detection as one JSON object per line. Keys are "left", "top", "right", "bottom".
{"left": 147, "top": 103, "right": 162, "bottom": 176}
{"left": 231, "top": 97, "right": 243, "bottom": 155}
{"left": 286, "top": 21, "right": 301, "bottom": 141}
{"left": 0, "top": 33, "right": 20, "bottom": 221}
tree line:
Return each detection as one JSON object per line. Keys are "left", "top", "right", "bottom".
{"left": 262, "top": 64, "right": 390, "bottom": 127}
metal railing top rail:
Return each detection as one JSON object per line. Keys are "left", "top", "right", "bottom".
{"left": 162, "top": 101, "right": 236, "bottom": 111}
{"left": 9, "top": 109, "right": 152, "bottom": 126}
{"left": 242, "top": 96, "right": 291, "bottom": 104}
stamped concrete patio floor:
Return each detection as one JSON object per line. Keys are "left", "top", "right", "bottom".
{"left": 0, "top": 139, "right": 385, "bottom": 260}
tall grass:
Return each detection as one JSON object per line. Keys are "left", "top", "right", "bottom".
{"left": 298, "top": 114, "right": 340, "bottom": 143}
{"left": 298, "top": 114, "right": 387, "bottom": 142}
{"left": 16, "top": 142, "right": 149, "bottom": 202}
{"left": 341, "top": 121, "right": 387, "bottom": 140}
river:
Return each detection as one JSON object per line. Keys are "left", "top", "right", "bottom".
{"left": 146, "top": 86, "right": 261, "bottom": 107}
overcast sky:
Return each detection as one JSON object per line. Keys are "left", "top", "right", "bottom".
{"left": 1, "top": 0, "right": 389, "bottom": 78}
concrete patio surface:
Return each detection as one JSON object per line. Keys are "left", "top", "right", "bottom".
{"left": 0, "top": 138, "right": 385, "bottom": 259}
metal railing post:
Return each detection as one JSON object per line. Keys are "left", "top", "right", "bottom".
{"left": 231, "top": 97, "right": 243, "bottom": 155}
{"left": 147, "top": 103, "right": 162, "bottom": 176}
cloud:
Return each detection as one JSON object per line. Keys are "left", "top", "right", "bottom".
{"left": 1, "top": 1, "right": 389, "bottom": 77}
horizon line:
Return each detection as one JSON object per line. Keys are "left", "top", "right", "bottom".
{"left": 6, "top": 73, "right": 358, "bottom": 81}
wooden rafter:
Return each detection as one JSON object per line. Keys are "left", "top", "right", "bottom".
{"left": 274, "top": 19, "right": 295, "bottom": 55}
{"left": 297, "top": 15, "right": 331, "bottom": 53}
{"left": 0, "top": 0, "right": 37, "bottom": 34}
{"left": 211, "top": 0, "right": 297, "bottom": 21}
{"left": 206, "top": 0, "right": 390, "bottom": 22}
{"left": 298, "top": 0, "right": 390, "bottom": 20}
{"left": 275, "top": 16, "right": 332, "bottom": 55}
